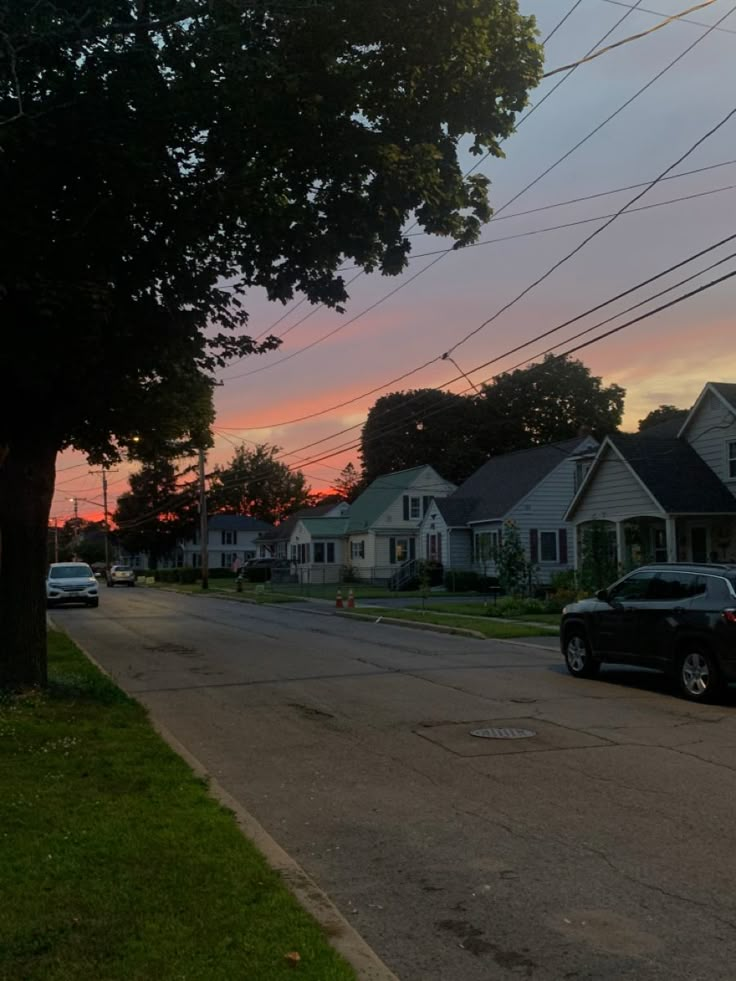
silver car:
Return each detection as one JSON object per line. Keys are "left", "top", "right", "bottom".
{"left": 106, "top": 565, "right": 137, "bottom": 587}
{"left": 47, "top": 563, "right": 99, "bottom": 608}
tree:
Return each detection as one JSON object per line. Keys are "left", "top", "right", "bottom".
{"left": 360, "top": 389, "right": 485, "bottom": 485}
{"left": 480, "top": 355, "right": 626, "bottom": 446}
{"left": 638, "top": 404, "right": 688, "bottom": 432}
{"left": 495, "top": 520, "right": 531, "bottom": 597}
{"left": 114, "top": 459, "right": 196, "bottom": 569}
{"left": 209, "top": 444, "right": 313, "bottom": 525}
{"left": 0, "top": 0, "right": 541, "bottom": 686}
{"left": 331, "top": 463, "right": 364, "bottom": 503}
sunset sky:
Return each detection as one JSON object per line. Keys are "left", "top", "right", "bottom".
{"left": 54, "top": 0, "right": 736, "bottom": 522}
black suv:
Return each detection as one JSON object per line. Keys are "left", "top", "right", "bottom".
{"left": 560, "top": 564, "right": 736, "bottom": 702}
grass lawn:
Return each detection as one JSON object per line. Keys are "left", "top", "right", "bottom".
{"left": 0, "top": 632, "right": 354, "bottom": 981}
{"left": 415, "top": 603, "right": 563, "bottom": 626}
{"left": 148, "top": 581, "right": 306, "bottom": 603}
{"left": 347, "top": 607, "right": 559, "bottom": 639}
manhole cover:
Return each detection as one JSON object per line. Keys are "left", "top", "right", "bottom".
{"left": 470, "top": 727, "right": 537, "bottom": 740}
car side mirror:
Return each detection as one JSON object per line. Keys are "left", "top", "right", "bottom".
{"left": 596, "top": 588, "right": 610, "bottom": 603}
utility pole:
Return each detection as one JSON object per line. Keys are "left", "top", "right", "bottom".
{"left": 53, "top": 517, "right": 59, "bottom": 563}
{"left": 198, "top": 447, "right": 209, "bottom": 590}
{"left": 90, "top": 468, "right": 118, "bottom": 574}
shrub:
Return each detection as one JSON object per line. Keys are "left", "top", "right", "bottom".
{"left": 244, "top": 565, "right": 270, "bottom": 582}
{"left": 340, "top": 565, "right": 359, "bottom": 584}
{"left": 208, "top": 567, "right": 235, "bottom": 579}
{"left": 443, "top": 570, "right": 499, "bottom": 593}
{"left": 178, "top": 567, "right": 199, "bottom": 584}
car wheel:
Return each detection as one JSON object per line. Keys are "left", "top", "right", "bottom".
{"left": 564, "top": 628, "right": 599, "bottom": 679}
{"left": 678, "top": 645, "right": 721, "bottom": 702}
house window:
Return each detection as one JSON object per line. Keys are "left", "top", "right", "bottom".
{"left": 290, "top": 544, "right": 297, "bottom": 560}
{"left": 190, "top": 552, "right": 200, "bottom": 567}
{"left": 540, "top": 532, "right": 558, "bottom": 562}
{"left": 409, "top": 497, "right": 421, "bottom": 519}
{"left": 221, "top": 530, "right": 237, "bottom": 546}
{"left": 351, "top": 541, "right": 365, "bottom": 560}
{"left": 297, "top": 543, "right": 310, "bottom": 564}
{"left": 221, "top": 552, "right": 238, "bottom": 568}
{"left": 390, "top": 537, "right": 415, "bottom": 563}
{"left": 474, "top": 531, "right": 498, "bottom": 563}
{"left": 728, "top": 440, "right": 736, "bottom": 479}
{"left": 314, "top": 542, "right": 336, "bottom": 563}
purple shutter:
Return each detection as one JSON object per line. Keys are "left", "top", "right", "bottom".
{"left": 530, "top": 529, "right": 539, "bottom": 563}
{"left": 402, "top": 496, "right": 409, "bottom": 520}
{"left": 558, "top": 529, "right": 568, "bottom": 565}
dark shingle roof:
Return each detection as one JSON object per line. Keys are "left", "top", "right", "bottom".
{"left": 710, "top": 382, "right": 736, "bottom": 410}
{"left": 256, "top": 501, "right": 347, "bottom": 541}
{"left": 610, "top": 434, "right": 736, "bottom": 513}
{"left": 433, "top": 497, "right": 481, "bottom": 527}
{"left": 209, "top": 514, "right": 274, "bottom": 532}
{"left": 445, "top": 437, "right": 593, "bottom": 523}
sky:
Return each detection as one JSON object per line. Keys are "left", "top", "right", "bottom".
{"left": 54, "top": 0, "right": 736, "bottom": 522}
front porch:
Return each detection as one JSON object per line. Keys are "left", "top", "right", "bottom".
{"left": 577, "top": 514, "right": 736, "bottom": 572}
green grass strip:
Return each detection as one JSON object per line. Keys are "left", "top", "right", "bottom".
{"left": 347, "top": 608, "right": 558, "bottom": 638}
{"left": 0, "top": 631, "right": 355, "bottom": 981}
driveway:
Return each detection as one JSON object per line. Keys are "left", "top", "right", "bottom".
{"left": 53, "top": 587, "right": 736, "bottom": 981}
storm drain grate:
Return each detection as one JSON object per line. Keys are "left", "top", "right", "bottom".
{"left": 470, "top": 727, "right": 537, "bottom": 740}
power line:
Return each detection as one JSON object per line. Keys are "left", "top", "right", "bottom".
{"left": 220, "top": 0, "right": 648, "bottom": 378}
{"left": 542, "top": 0, "right": 586, "bottom": 45}
{"left": 600, "top": 0, "right": 736, "bottom": 35}
{"left": 544, "top": 0, "right": 721, "bottom": 77}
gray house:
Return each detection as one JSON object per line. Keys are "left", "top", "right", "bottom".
{"left": 565, "top": 382, "right": 736, "bottom": 569}
{"left": 179, "top": 514, "right": 274, "bottom": 569}
{"left": 418, "top": 436, "right": 598, "bottom": 581}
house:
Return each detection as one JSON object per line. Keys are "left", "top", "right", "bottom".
{"left": 179, "top": 514, "right": 274, "bottom": 569}
{"left": 565, "top": 383, "right": 736, "bottom": 570}
{"left": 345, "top": 465, "right": 456, "bottom": 585}
{"left": 418, "top": 436, "right": 599, "bottom": 582}
{"left": 255, "top": 500, "right": 350, "bottom": 560}
{"left": 287, "top": 515, "right": 350, "bottom": 584}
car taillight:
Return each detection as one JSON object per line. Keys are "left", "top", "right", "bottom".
{"left": 722, "top": 609, "right": 736, "bottom": 624}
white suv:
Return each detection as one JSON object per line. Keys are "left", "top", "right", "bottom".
{"left": 47, "top": 563, "right": 99, "bottom": 608}
{"left": 106, "top": 565, "right": 136, "bottom": 587}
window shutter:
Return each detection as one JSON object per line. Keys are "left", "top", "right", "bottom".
{"left": 559, "top": 529, "right": 568, "bottom": 564}
{"left": 389, "top": 538, "right": 396, "bottom": 564}
{"left": 409, "top": 538, "right": 416, "bottom": 560}
{"left": 530, "top": 529, "right": 539, "bottom": 563}
{"left": 422, "top": 496, "right": 430, "bottom": 515}
{"left": 233, "top": 531, "right": 238, "bottom": 546}
{"left": 402, "top": 495, "right": 409, "bottom": 520}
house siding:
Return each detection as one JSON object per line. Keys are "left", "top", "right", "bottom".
{"left": 572, "top": 447, "right": 662, "bottom": 522}
{"left": 449, "top": 528, "right": 473, "bottom": 570}
{"left": 683, "top": 389, "right": 736, "bottom": 493}
{"left": 378, "top": 467, "right": 455, "bottom": 528}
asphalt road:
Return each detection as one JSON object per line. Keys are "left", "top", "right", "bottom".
{"left": 53, "top": 587, "right": 736, "bottom": 981}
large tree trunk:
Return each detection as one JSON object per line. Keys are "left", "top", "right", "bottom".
{"left": 0, "top": 440, "right": 57, "bottom": 688}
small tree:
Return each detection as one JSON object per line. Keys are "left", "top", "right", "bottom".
{"left": 495, "top": 520, "right": 531, "bottom": 597}
{"left": 209, "top": 444, "right": 313, "bottom": 525}
{"left": 578, "top": 522, "right": 619, "bottom": 593}
{"left": 331, "top": 463, "right": 364, "bottom": 503}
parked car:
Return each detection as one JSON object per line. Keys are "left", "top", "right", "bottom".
{"left": 47, "top": 562, "right": 99, "bottom": 608}
{"left": 106, "top": 565, "right": 137, "bottom": 587}
{"left": 561, "top": 563, "right": 736, "bottom": 702}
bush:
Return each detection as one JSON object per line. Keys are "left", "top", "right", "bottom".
{"left": 244, "top": 565, "right": 270, "bottom": 582}
{"left": 155, "top": 568, "right": 178, "bottom": 583}
{"left": 443, "top": 570, "right": 498, "bottom": 593}
{"left": 340, "top": 565, "right": 359, "bottom": 584}
{"left": 208, "top": 567, "right": 235, "bottom": 579}
{"left": 178, "top": 567, "right": 199, "bottom": 584}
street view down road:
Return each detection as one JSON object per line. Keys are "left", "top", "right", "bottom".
{"left": 54, "top": 588, "right": 736, "bottom": 981}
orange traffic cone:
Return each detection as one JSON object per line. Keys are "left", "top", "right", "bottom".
{"left": 336, "top": 590, "right": 343, "bottom": 608}
{"left": 347, "top": 589, "right": 355, "bottom": 609}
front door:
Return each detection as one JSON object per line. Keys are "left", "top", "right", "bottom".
{"left": 691, "top": 527, "right": 708, "bottom": 563}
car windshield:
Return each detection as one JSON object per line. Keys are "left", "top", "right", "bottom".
{"left": 49, "top": 565, "right": 93, "bottom": 579}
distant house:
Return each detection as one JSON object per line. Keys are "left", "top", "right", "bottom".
{"left": 255, "top": 500, "right": 350, "bottom": 561}
{"left": 566, "top": 382, "right": 736, "bottom": 570}
{"left": 345, "top": 465, "right": 456, "bottom": 585}
{"left": 418, "top": 437, "right": 598, "bottom": 582}
{"left": 286, "top": 515, "right": 350, "bottom": 584}
{"left": 179, "top": 514, "right": 274, "bottom": 570}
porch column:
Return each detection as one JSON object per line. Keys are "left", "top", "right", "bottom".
{"left": 665, "top": 516, "right": 677, "bottom": 562}
{"left": 615, "top": 521, "right": 625, "bottom": 569}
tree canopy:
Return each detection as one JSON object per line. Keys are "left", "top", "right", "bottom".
{"left": 209, "top": 444, "right": 313, "bottom": 525}
{"left": 638, "top": 404, "right": 688, "bottom": 432}
{"left": 331, "top": 463, "right": 364, "bottom": 503}
{"left": 359, "top": 357, "right": 626, "bottom": 485}
{"left": 0, "top": 0, "right": 542, "bottom": 686}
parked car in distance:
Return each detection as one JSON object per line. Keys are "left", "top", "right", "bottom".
{"left": 561, "top": 563, "right": 736, "bottom": 702}
{"left": 47, "top": 562, "right": 99, "bottom": 608}
{"left": 106, "top": 565, "right": 136, "bottom": 587}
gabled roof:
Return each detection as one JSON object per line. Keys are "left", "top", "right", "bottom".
{"left": 608, "top": 433, "right": 736, "bottom": 514}
{"left": 433, "top": 497, "right": 481, "bottom": 528}
{"left": 347, "top": 466, "right": 446, "bottom": 532}
{"left": 445, "top": 437, "right": 595, "bottom": 524}
{"left": 679, "top": 381, "right": 736, "bottom": 438}
{"left": 256, "top": 501, "right": 347, "bottom": 541}
{"left": 208, "top": 514, "right": 273, "bottom": 532}
{"left": 298, "top": 517, "right": 350, "bottom": 537}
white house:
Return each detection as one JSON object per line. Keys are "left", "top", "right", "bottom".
{"left": 255, "top": 500, "right": 349, "bottom": 560}
{"left": 287, "top": 516, "right": 350, "bottom": 584}
{"left": 566, "top": 382, "right": 736, "bottom": 570}
{"left": 418, "top": 436, "right": 598, "bottom": 583}
{"left": 179, "top": 514, "right": 274, "bottom": 570}
{"left": 345, "top": 465, "right": 456, "bottom": 585}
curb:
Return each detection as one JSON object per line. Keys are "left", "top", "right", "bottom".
{"left": 334, "top": 610, "right": 486, "bottom": 640}
{"left": 47, "top": 620, "right": 400, "bottom": 981}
